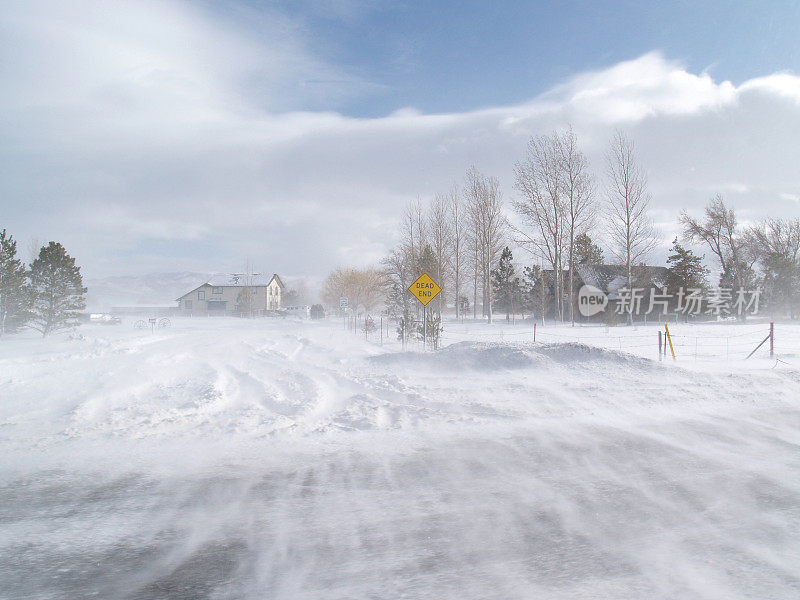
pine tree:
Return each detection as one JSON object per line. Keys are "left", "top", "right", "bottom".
{"left": 0, "top": 229, "right": 31, "bottom": 336}
{"left": 574, "top": 233, "right": 605, "bottom": 265}
{"left": 491, "top": 247, "right": 520, "bottom": 321}
{"left": 760, "top": 251, "right": 800, "bottom": 319}
{"left": 522, "top": 265, "right": 548, "bottom": 321}
{"left": 29, "top": 242, "right": 87, "bottom": 337}
{"left": 666, "top": 238, "right": 708, "bottom": 315}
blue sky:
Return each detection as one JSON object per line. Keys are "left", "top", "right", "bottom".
{"left": 225, "top": 1, "right": 800, "bottom": 116}
{"left": 1, "top": 0, "right": 799, "bottom": 290}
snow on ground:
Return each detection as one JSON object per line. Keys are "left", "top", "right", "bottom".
{"left": 1, "top": 317, "right": 800, "bottom": 599}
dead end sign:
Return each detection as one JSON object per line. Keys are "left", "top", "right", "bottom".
{"left": 408, "top": 273, "right": 441, "bottom": 306}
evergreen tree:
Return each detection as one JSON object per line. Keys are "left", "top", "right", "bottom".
{"left": 522, "top": 265, "right": 548, "bottom": 321}
{"left": 0, "top": 229, "right": 31, "bottom": 335}
{"left": 491, "top": 247, "right": 520, "bottom": 321}
{"left": 666, "top": 238, "right": 708, "bottom": 315}
{"left": 574, "top": 233, "right": 605, "bottom": 265}
{"left": 719, "top": 260, "right": 757, "bottom": 293}
{"left": 417, "top": 244, "right": 439, "bottom": 281}
{"left": 29, "top": 242, "right": 87, "bottom": 337}
{"left": 760, "top": 251, "right": 800, "bottom": 319}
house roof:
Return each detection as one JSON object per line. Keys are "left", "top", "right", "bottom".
{"left": 575, "top": 264, "right": 620, "bottom": 293}
{"left": 176, "top": 273, "right": 285, "bottom": 301}
{"left": 576, "top": 264, "right": 670, "bottom": 298}
{"left": 206, "top": 273, "right": 283, "bottom": 288}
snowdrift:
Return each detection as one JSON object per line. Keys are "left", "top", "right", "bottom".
{"left": 1, "top": 319, "right": 799, "bottom": 599}
{"left": 372, "top": 340, "right": 654, "bottom": 371}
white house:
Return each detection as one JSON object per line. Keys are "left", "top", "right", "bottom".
{"left": 177, "top": 273, "right": 285, "bottom": 316}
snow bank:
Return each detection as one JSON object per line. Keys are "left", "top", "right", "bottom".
{"left": 372, "top": 341, "right": 546, "bottom": 370}
{"left": 372, "top": 340, "right": 656, "bottom": 372}
{"left": 1, "top": 318, "right": 799, "bottom": 599}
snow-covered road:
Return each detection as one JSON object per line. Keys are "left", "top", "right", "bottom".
{"left": 1, "top": 318, "right": 799, "bottom": 598}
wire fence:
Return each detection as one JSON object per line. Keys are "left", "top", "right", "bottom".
{"left": 348, "top": 314, "right": 786, "bottom": 363}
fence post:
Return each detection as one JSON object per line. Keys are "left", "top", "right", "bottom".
{"left": 770, "top": 322, "right": 774, "bottom": 358}
{"left": 664, "top": 323, "right": 676, "bottom": 360}
{"left": 658, "top": 330, "right": 662, "bottom": 360}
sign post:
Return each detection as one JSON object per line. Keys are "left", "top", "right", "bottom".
{"left": 339, "top": 297, "right": 348, "bottom": 329}
{"left": 408, "top": 273, "right": 442, "bottom": 351}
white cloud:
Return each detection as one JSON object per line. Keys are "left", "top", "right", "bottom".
{"left": 542, "top": 52, "right": 738, "bottom": 123}
{"left": 1, "top": 3, "right": 800, "bottom": 280}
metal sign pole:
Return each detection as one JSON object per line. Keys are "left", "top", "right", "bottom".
{"left": 423, "top": 308, "right": 427, "bottom": 352}
{"left": 408, "top": 272, "right": 441, "bottom": 353}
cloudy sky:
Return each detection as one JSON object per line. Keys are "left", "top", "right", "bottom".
{"left": 1, "top": 0, "right": 799, "bottom": 280}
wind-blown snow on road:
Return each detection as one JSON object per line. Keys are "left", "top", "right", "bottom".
{"left": 1, "top": 318, "right": 799, "bottom": 599}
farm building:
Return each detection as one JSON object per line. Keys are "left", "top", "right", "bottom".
{"left": 177, "top": 273, "right": 285, "bottom": 316}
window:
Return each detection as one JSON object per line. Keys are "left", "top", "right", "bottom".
{"left": 212, "top": 287, "right": 223, "bottom": 295}
{"left": 198, "top": 291, "right": 205, "bottom": 300}
{"left": 185, "top": 300, "right": 193, "bottom": 309}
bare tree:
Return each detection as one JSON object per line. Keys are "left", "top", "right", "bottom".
{"left": 321, "top": 267, "right": 385, "bottom": 313}
{"left": 464, "top": 171, "right": 482, "bottom": 320}
{"left": 746, "top": 217, "right": 800, "bottom": 318}
{"left": 748, "top": 217, "right": 800, "bottom": 261}
{"left": 448, "top": 184, "right": 468, "bottom": 321}
{"left": 428, "top": 192, "right": 454, "bottom": 315}
{"left": 680, "top": 194, "right": 752, "bottom": 290}
{"left": 234, "top": 260, "right": 256, "bottom": 317}
{"left": 513, "top": 132, "right": 566, "bottom": 321}
{"left": 469, "top": 211, "right": 480, "bottom": 320}
{"left": 558, "top": 127, "right": 596, "bottom": 325}
{"left": 401, "top": 197, "right": 427, "bottom": 275}
{"left": 605, "top": 130, "right": 658, "bottom": 324}
{"left": 381, "top": 245, "right": 413, "bottom": 325}
{"left": 464, "top": 166, "right": 506, "bottom": 323}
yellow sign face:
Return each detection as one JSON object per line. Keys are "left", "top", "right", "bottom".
{"left": 408, "top": 272, "right": 441, "bottom": 306}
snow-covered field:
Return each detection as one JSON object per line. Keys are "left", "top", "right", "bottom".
{"left": 2, "top": 317, "right": 800, "bottom": 599}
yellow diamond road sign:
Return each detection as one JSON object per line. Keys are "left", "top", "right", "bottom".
{"left": 409, "top": 273, "right": 441, "bottom": 306}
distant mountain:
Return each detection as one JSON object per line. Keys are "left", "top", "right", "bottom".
{"left": 84, "top": 272, "right": 214, "bottom": 311}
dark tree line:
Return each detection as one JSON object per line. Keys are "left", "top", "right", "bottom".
{"left": 0, "top": 231, "right": 86, "bottom": 337}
